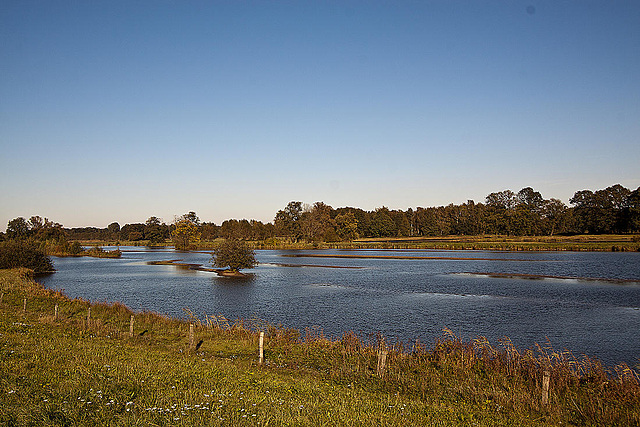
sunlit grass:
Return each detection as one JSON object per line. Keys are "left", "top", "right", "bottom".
{"left": 82, "top": 233, "right": 640, "bottom": 252}
{"left": 1, "top": 268, "right": 639, "bottom": 426}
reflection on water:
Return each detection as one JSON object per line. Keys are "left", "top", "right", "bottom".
{"left": 37, "top": 247, "right": 640, "bottom": 366}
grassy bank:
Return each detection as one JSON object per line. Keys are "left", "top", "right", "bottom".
{"left": 86, "top": 234, "right": 640, "bottom": 252}
{"left": 2, "top": 269, "right": 638, "bottom": 426}
{"left": 347, "top": 235, "right": 640, "bottom": 252}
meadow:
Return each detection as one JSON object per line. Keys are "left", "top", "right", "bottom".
{"left": 90, "top": 234, "right": 640, "bottom": 253}
{"left": 1, "top": 268, "right": 639, "bottom": 426}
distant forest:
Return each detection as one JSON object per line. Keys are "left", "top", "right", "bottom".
{"left": 3, "top": 184, "right": 640, "bottom": 244}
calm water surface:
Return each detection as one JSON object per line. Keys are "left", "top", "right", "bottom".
{"left": 37, "top": 248, "right": 640, "bottom": 367}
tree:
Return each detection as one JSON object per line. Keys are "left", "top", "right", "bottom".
{"left": 486, "top": 190, "right": 517, "bottom": 210}
{"left": 31, "top": 217, "right": 64, "bottom": 241}
{"left": 6, "top": 217, "right": 30, "bottom": 240}
{"left": 274, "top": 201, "right": 303, "bottom": 242}
{"left": 107, "top": 222, "right": 121, "bottom": 240}
{"left": 390, "top": 209, "right": 410, "bottom": 237}
{"left": 0, "top": 241, "right": 54, "bottom": 274}
{"left": 511, "top": 188, "right": 545, "bottom": 235}
{"left": 220, "top": 219, "right": 237, "bottom": 239}
{"left": 212, "top": 239, "right": 257, "bottom": 272}
{"left": 145, "top": 217, "right": 167, "bottom": 244}
{"left": 569, "top": 185, "right": 632, "bottom": 234}
{"left": 370, "top": 207, "right": 397, "bottom": 237}
{"left": 335, "top": 207, "right": 369, "bottom": 238}
{"left": 335, "top": 211, "right": 359, "bottom": 241}
{"left": 183, "top": 211, "right": 200, "bottom": 226}
{"left": 120, "top": 223, "right": 145, "bottom": 241}
{"left": 28, "top": 216, "right": 44, "bottom": 231}
{"left": 172, "top": 212, "right": 201, "bottom": 250}
{"left": 249, "top": 219, "right": 273, "bottom": 240}
{"left": 516, "top": 187, "right": 544, "bottom": 211}
{"left": 570, "top": 190, "right": 597, "bottom": 233}
{"left": 200, "top": 222, "right": 219, "bottom": 241}
{"left": 485, "top": 190, "right": 518, "bottom": 235}
{"left": 300, "top": 202, "right": 334, "bottom": 242}
{"left": 627, "top": 187, "right": 640, "bottom": 232}
{"left": 541, "top": 198, "right": 569, "bottom": 236}
{"left": 146, "top": 217, "right": 161, "bottom": 227}
{"left": 602, "top": 184, "right": 631, "bottom": 232}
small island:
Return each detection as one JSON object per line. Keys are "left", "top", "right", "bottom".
{"left": 147, "top": 239, "right": 258, "bottom": 277}
{"left": 211, "top": 238, "right": 258, "bottom": 277}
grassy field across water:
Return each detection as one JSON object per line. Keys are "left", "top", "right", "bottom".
{"left": 89, "top": 234, "right": 640, "bottom": 252}
{"left": 1, "top": 268, "right": 639, "bottom": 426}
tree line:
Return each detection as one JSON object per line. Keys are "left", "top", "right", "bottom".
{"left": 2, "top": 184, "right": 639, "bottom": 247}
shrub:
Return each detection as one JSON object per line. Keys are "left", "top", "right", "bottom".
{"left": 0, "top": 241, "right": 54, "bottom": 274}
{"left": 69, "top": 241, "right": 83, "bottom": 254}
{"left": 212, "top": 239, "right": 257, "bottom": 271}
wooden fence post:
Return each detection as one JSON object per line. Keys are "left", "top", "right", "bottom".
{"left": 54, "top": 304, "right": 58, "bottom": 320}
{"left": 129, "top": 315, "right": 135, "bottom": 337}
{"left": 23, "top": 298, "right": 27, "bottom": 313}
{"left": 377, "top": 346, "right": 388, "bottom": 377}
{"left": 259, "top": 332, "right": 264, "bottom": 365}
{"left": 542, "top": 370, "right": 551, "bottom": 405}
{"left": 189, "top": 324, "right": 195, "bottom": 350}
{"left": 0, "top": 293, "right": 4, "bottom": 305}
{"left": 87, "top": 307, "right": 91, "bottom": 323}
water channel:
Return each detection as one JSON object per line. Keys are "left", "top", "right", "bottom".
{"left": 37, "top": 247, "right": 640, "bottom": 367}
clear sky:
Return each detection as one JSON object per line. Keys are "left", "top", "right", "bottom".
{"left": 1, "top": 1, "right": 639, "bottom": 230}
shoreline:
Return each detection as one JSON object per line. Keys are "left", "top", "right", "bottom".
{"left": 2, "top": 267, "right": 639, "bottom": 426}
{"left": 280, "top": 253, "right": 545, "bottom": 261}
{"left": 83, "top": 233, "right": 640, "bottom": 253}
{"left": 9, "top": 267, "right": 640, "bottom": 366}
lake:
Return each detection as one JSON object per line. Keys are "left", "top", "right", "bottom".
{"left": 37, "top": 247, "right": 640, "bottom": 367}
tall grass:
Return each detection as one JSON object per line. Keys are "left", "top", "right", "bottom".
{"left": 1, "top": 268, "right": 639, "bottom": 426}
{"left": 84, "top": 234, "right": 640, "bottom": 252}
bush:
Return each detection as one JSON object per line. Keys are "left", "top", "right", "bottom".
{"left": 0, "top": 241, "right": 54, "bottom": 274}
{"left": 85, "top": 246, "right": 122, "bottom": 258}
{"left": 212, "top": 239, "right": 257, "bottom": 271}
{"left": 69, "top": 241, "right": 83, "bottom": 254}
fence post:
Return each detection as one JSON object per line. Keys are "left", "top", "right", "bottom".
{"left": 189, "top": 324, "right": 195, "bottom": 350}
{"left": 129, "top": 315, "right": 134, "bottom": 337}
{"left": 23, "top": 298, "right": 27, "bottom": 313}
{"left": 377, "top": 345, "right": 388, "bottom": 377}
{"left": 54, "top": 304, "right": 58, "bottom": 320}
{"left": 259, "top": 331, "right": 264, "bottom": 365}
{"left": 542, "top": 370, "right": 551, "bottom": 405}
{"left": 0, "top": 293, "right": 4, "bottom": 305}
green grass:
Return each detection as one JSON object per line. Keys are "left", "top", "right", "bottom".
{"left": 90, "top": 234, "right": 640, "bottom": 252}
{"left": 341, "top": 235, "right": 640, "bottom": 252}
{"left": 1, "top": 268, "right": 639, "bottom": 426}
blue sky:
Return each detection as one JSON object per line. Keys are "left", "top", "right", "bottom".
{"left": 1, "top": 1, "right": 639, "bottom": 229}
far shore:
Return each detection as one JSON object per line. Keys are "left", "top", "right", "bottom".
{"left": 79, "top": 233, "right": 640, "bottom": 253}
